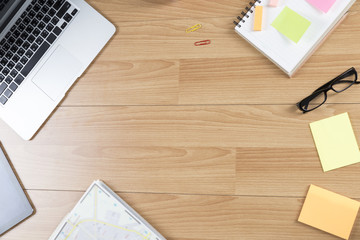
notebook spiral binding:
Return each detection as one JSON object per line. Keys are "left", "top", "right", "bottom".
{"left": 233, "top": 0, "right": 262, "bottom": 27}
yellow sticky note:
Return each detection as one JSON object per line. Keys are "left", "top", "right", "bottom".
{"left": 310, "top": 112, "right": 360, "bottom": 172}
{"left": 271, "top": 6, "right": 311, "bottom": 43}
{"left": 253, "top": 6, "right": 263, "bottom": 31}
{"left": 298, "top": 185, "right": 360, "bottom": 239}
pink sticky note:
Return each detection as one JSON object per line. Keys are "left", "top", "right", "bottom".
{"left": 307, "top": 0, "right": 337, "bottom": 13}
{"left": 269, "top": 0, "right": 279, "bottom": 7}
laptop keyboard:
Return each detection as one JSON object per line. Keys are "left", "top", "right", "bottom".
{"left": 0, "top": 0, "right": 78, "bottom": 105}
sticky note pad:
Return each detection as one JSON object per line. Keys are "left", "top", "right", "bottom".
{"left": 298, "top": 185, "right": 360, "bottom": 239}
{"left": 253, "top": 6, "right": 263, "bottom": 31}
{"left": 269, "top": 0, "right": 279, "bottom": 7}
{"left": 310, "top": 112, "right": 360, "bottom": 172}
{"left": 307, "top": 0, "right": 337, "bottom": 13}
{"left": 271, "top": 6, "right": 311, "bottom": 43}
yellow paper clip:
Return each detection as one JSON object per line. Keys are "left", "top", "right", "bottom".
{"left": 186, "top": 24, "right": 202, "bottom": 33}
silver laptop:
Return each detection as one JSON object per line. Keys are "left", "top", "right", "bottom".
{"left": 0, "top": 0, "right": 115, "bottom": 140}
{"left": 0, "top": 143, "right": 33, "bottom": 236}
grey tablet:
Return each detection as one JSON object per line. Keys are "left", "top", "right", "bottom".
{"left": 0, "top": 144, "right": 33, "bottom": 236}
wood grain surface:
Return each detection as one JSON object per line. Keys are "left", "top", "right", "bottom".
{"left": 3, "top": 0, "right": 360, "bottom": 239}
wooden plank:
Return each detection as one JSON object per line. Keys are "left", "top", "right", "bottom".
{"left": 63, "top": 59, "right": 179, "bottom": 106}
{"left": 236, "top": 148, "right": 360, "bottom": 198}
{"left": 87, "top": 0, "right": 247, "bottom": 22}
{"left": 1, "top": 105, "right": 360, "bottom": 196}
{"left": 179, "top": 55, "right": 360, "bottom": 105}
{"left": 4, "top": 190, "right": 357, "bottom": 240}
{"left": 7, "top": 145, "right": 236, "bottom": 195}
{"left": 0, "top": 104, "right": 317, "bottom": 148}
{"left": 97, "top": 8, "right": 360, "bottom": 62}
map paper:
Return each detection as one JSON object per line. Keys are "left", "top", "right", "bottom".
{"left": 49, "top": 181, "right": 165, "bottom": 240}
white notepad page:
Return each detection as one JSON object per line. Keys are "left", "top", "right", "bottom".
{"left": 235, "top": 0, "right": 355, "bottom": 76}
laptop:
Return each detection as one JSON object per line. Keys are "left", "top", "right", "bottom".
{"left": 0, "top": 0, "right": 115, "bottom": 140}
{"left": 0, "top": 143, "right": 34, "bottom": 236}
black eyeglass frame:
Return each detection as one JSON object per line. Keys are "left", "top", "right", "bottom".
{"left": 297, "top": 67, "right": 359, "bottom": 113}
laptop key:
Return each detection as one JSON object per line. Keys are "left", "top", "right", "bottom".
{"left": 53, "top": 0, "right": 65, "bottom": 10}
{"left": 53, "top": 26, "right": 62, "bottom": 36}
{"left": 4, "top": 89, "right": 12, "bottom": 99}
{"left": 10, "top": 69, "right": 18, "bottom": 78}
{"left": 15, "top": 38, "right": 24, "bottom": 47}
{"left": 46, "top": 23, "right": 54, "bottom": 32}
{"left": 14, "top": 75, "right": 24, "bottom": 85}
{"left": 18, "top": 23, "right": 26, "bottom": 31}
{"left": 7, "top": 61, "right": 15, "bottom": 70}
{"left": 0, "top": 95, "right": 7, "bottom": 105}
{"left": 41, "top": 30, "right": 49, "bottom": 39}
{"left": 63, "top": 13, "right": 72, "bottom": 22}
{"left": 9, "top": 83, "right": 17, "bottom": 92}
{"left": 12, "top": 55, "right": 20, "bottom": 63}
{"left": 36, "top": 12, "right": 44, "bottom": 21}
{"left": 20, "top": 32, "right": 29, "bottom": 40}
{"left": 71, "top": 9, "right": 78, "bottom": 16}
{"left": 10, "top": 45, "right": 18, "bottom": 53}
{"left": 48, "top": 8, "right": 56, "bottom": 17}
{"left": 47, "top": 0, "right": 55, "bottom": 7}
{"left": 43, "top": 15, "right": 51, "bottom": 23}
{"left": 36, "top": 36, "right": 43, "bottom": 45}
{"left": 38, "top": 21, "right": 46, "bottom": 30}
{"left": 18, "top": 48, "right": 25, "bottom": 56}
{"left": 22, "top": 41, "right": 30, "bottom": 50}
{"left": 0, "top": 58, "right": 8, "bottom": 66}
{"left": 28, "top": 35, "right": 35, "bottom": 43}
{"left": 30, "top": 43, "right": 39, "bottom": 52}
{"left": 5, "top": 52, "right": 13, "bottom": 60}
{"left": 61, "top": 22, "right": 67, "bottom": 29}
{"left": 51, "top": 16, "right": 59, "bottom": 25}
{"left": 46, "top": 33, "right": 56, "bottom": 44}
{"left": 2, "top": 67, "right": 10, "bottom": 76}
{"left": 34, "top": 4, "right": 41, "bottom": 12}
{"left": 20, "top": 56, "right": 28, "bottom": 65}
{"left": 15, "top": 63, "right": 23, "bottom": 71}
{"left": 57, "top": 1, "right": 71, "bottom": 18}
{"left": 33, "top": 28, "right": 41, "bottom": 36}
{"left": 21, "top": 42, "right": 50, "bottom": 77}
{"left": 5, "top": 76, "right": 12, "bottom": 84}
{"left": 25, "top": 50, "right": 34, "bottom": 58}
{"left": 41, "top": 5, "right": 49, "bottom": 14}
{"left": 23, "top": 17, "right": 31, "bottom": 25}
{"left": 0, "top": 74, "right": 4, "bottom": 82}
{"left": 0, "top": 82, "right": 7, "bottom": 95}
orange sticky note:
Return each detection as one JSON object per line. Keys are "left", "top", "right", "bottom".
{"left": 253, "top": 6, "right": 263, "bottom": 31}
{"left": 298, "top": 185, "right": 360, "bottom": 239}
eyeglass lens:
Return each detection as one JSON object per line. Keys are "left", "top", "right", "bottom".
{"left": 331, "top": 72, "right": 357, "bottom": 92}
{"left": 302, "top": 91, "right": 326, "bottom": 111}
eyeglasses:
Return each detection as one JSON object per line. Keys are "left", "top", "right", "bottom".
{"left": 297, "top": 67, "right": 359, "bottom": 113}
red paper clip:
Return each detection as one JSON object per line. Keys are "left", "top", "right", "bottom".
{"left": 194, "top": 40, "right": 211, "bottom": 46}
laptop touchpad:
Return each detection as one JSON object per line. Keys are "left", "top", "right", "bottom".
{"left": 33, "top": 45, "right": 83, "bottom": 101}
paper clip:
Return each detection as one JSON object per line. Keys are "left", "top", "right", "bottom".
{"left": 186, "top": 24, "right": 202, "bottom": 33}
{"left": 194, "top": 40, "right": 211, "bottom": 46}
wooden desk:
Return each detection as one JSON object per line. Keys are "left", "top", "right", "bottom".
{"left": 3, "top": 1, "right": 360, "bottom": 239}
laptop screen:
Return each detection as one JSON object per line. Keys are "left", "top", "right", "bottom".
{"left": 0, "top": 0, "right": 25, "bottom": 33}
{"left": 0, "top": 144, "right": 33, "bottom": 235}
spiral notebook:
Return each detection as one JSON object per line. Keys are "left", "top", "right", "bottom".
{"left": 234, "top": 0, "right": 356, "bottom": 77}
